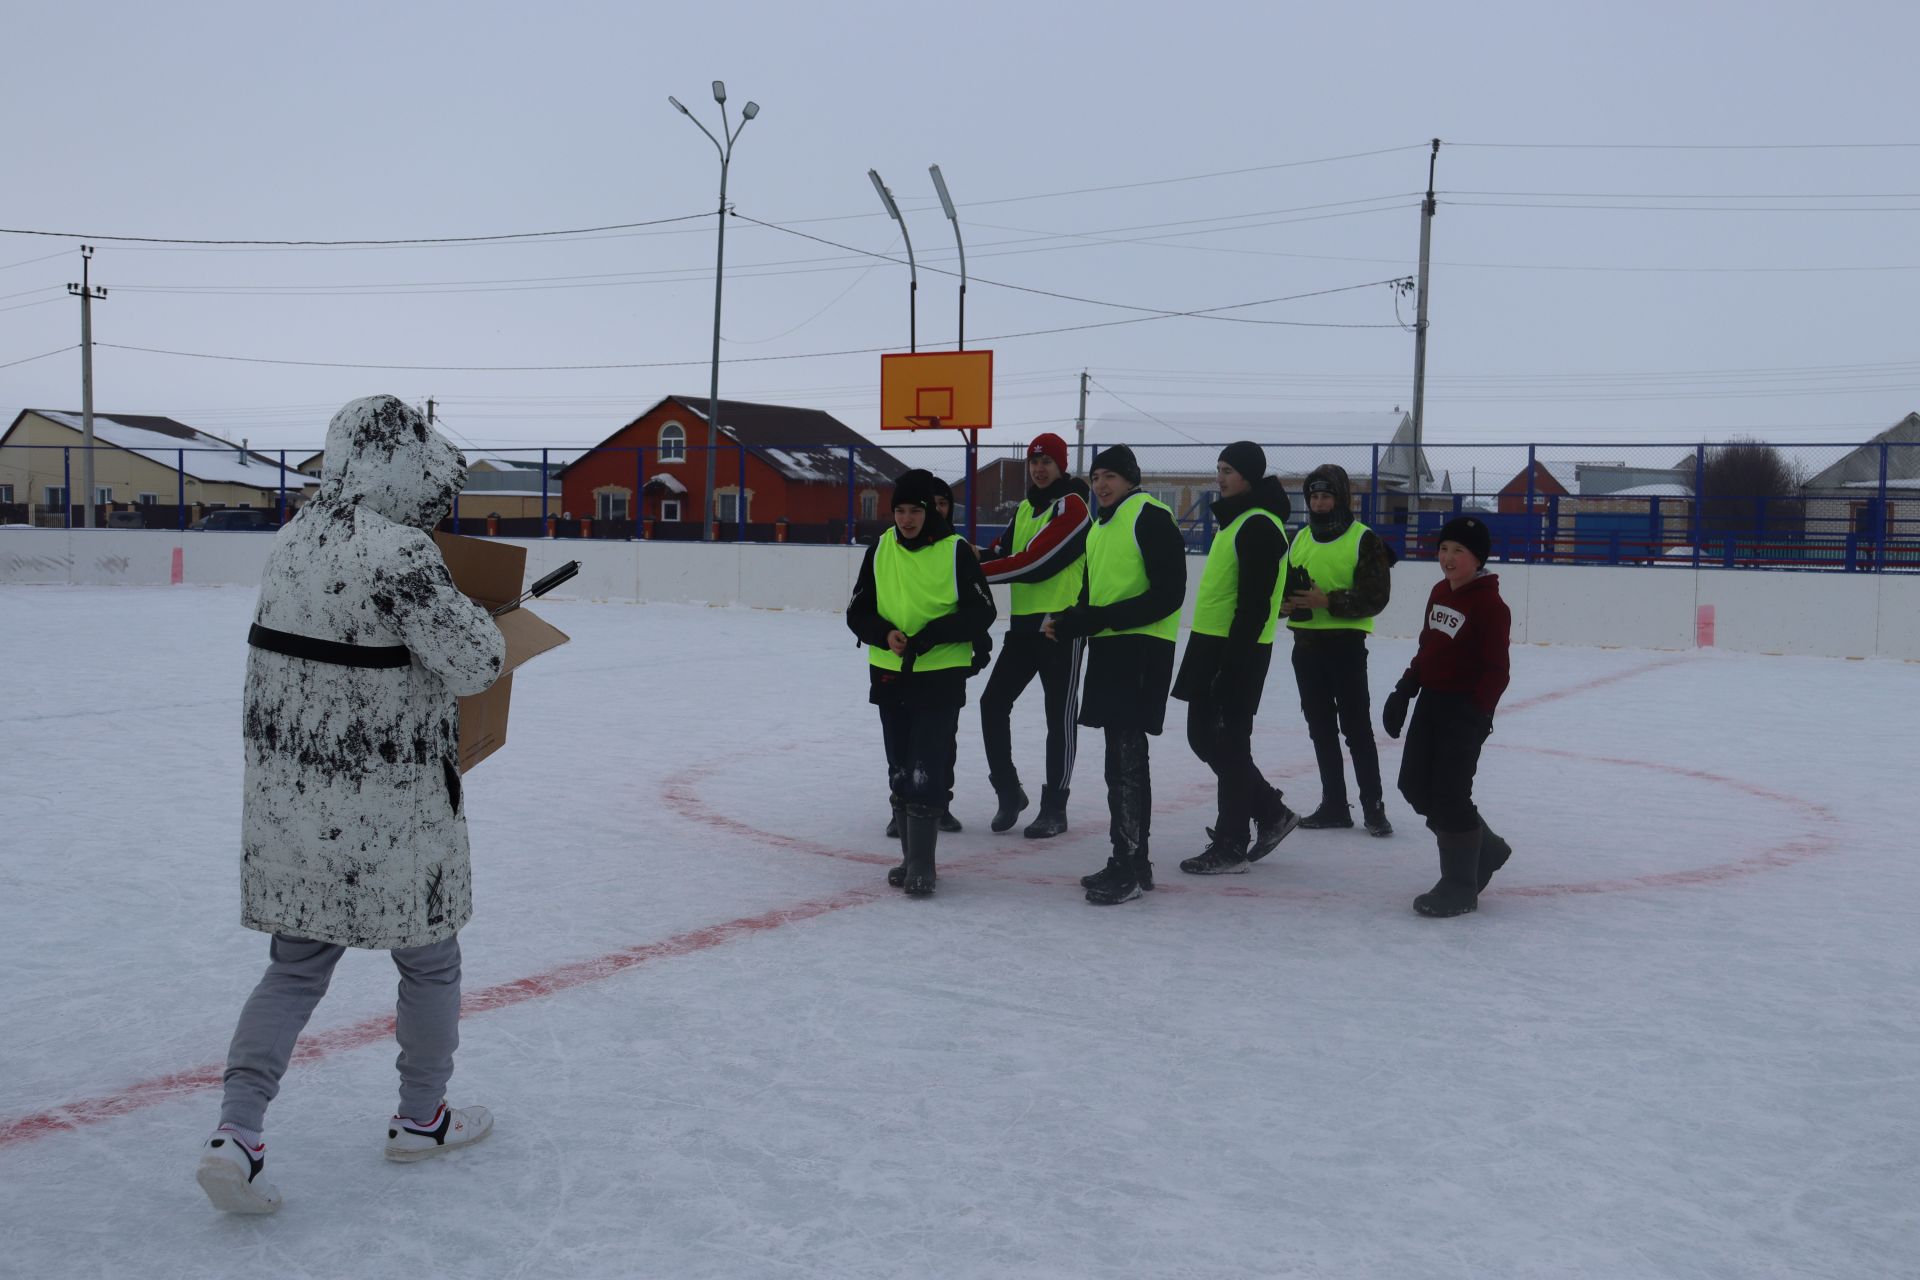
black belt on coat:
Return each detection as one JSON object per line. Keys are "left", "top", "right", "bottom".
{"left": 248, "top": 623, "right": 412, "bottom": 669}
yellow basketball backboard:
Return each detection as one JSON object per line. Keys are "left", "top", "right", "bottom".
{"left": 880, "top": 350, "right": 993, "bottom": 431}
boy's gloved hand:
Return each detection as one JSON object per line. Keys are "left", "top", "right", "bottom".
{"left": 1382, "top": 675, "right": 1418, "bottom": 739}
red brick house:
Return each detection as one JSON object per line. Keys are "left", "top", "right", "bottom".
{"left": 556, "top": 396, "right": 908, "bottom": 539}
{"left": 1498, "top": 460, "right": 1569, "bottom": 514}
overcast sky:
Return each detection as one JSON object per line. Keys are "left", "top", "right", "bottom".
{"left": 3, "top": 0, "right": 1916, "bottom": 472}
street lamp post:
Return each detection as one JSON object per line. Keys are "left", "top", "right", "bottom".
{"left": 928, "top": 163, "right": 977, "bottom": 540}
{"left": 867, "top": 170, "right": 916, "bottom": 353}
{"left": 670, "top": 81, "right": 760, "bottom": 541}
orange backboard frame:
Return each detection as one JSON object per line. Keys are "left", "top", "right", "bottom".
{"left": 880, "top": 350, "right": 993, "bottom": 431}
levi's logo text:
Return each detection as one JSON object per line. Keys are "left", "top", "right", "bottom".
{"left": 1427, "top": 602, "right": 1466, "bottom": 638}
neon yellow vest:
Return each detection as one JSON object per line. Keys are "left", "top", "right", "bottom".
{"left": 1008, "top": 497, "right": 1087, "bottom": 617}
{"left": 1087, "top": 491, "right": 1180, "bottom": 641}
{"left": 1191, "top": 507, "right": 1286, "bottom": 643}
{"left": 1285, "top": 519, "right": 1373, "bottom": 633}
{"left": 868, "top": 530, "right": 973, "bottom": 672}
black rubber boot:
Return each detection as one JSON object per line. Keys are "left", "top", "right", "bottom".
{"left": 1247, "top": 789, "right": 1301, "bottom": 862}
{"left": 1023, "top": 787, "right": 1069, "bottom": 839}
{"left": 1414, "top": 827, "right": 1482, "bottom": 918}
{"left": 1298, "top": 800, "right": 1354, "bottom": 830}
{"left": 938, "top": 809, "right": 963, "bottom": 833}
{"left": 902, "top": 806, "right": 939, "bottom": 898}
{"left": 886, "top": 799, "right": 909, "bottom": 888}
{"left": 1476, "top": 823, "right": 1512, "bottom": 892}
{"left": 1362, "top": 800, "right": 1394, "bottom": 838}
{"left": 1180, "top": 828, "right": 1249, "bottom": 875}
{"left": 990, "top": 784, "right": 1029, "bottom": 833}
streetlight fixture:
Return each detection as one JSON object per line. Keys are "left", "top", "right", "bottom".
{"left": 926, "top": 163, "right": 978, "bottom": 539}
{"left": 668, "top": 80, "right": 761, "bottom": 540}
{"left": 868, "top": 169, "right": 917, "bottom": 353}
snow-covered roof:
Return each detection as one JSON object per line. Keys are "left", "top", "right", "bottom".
{"left": 1840, "top": 477, "right": 1920, "bottom": 490}
{"left": 643, "top": 473, "right": 688, "bottom": 494}
{"left": 1599, "top": 483, "right": 1691, "bottom": 498}
{"left": 26, "top": 411, "right": 317, "bottom": 489}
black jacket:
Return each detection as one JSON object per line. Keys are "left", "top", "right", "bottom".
{"left": 1172, "top": 474, "right": 1290, "bottom": 707}
{"left": 1050, "top": 493, "right": 1186, "bottom": 641}
{"left": 847, "top": 512, "right": 997, "bottom": 707}
{"left": 1055, "top": 490, "right": 1187, "bottom": 735}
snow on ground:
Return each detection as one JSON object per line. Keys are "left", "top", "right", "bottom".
{"left": 0, "top": 584, "right": 1915, "bottom": 1280}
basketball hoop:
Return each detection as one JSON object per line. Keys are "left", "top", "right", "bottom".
{"left": 903, "top": 415, "right": 943, "bottom": 431}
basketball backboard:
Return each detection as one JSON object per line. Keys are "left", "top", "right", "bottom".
{"left": 879, "top": 350, "right": 993, "bottom": 431}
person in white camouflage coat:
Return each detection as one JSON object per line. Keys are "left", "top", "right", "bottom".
{"left": 198, "top": 394, "right": 506, "bottom": 1215}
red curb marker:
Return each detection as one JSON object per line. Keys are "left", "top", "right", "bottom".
{"left": 0, "top": 890, "right": 882, "bottom": 1151}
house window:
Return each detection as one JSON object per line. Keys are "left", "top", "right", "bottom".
{"left": 860, "top": 490, "right": 878, "bottom": 520}
{"left": 660, "top": 498, "right": 682, "bottom": 523}
{"left": 716, "top": 491, "right": 750, "bottom": 523}
{"left": 95, "top": 486, "right": 114, "bottom": 504}
{"left": 596, "top": 488, "right": 631, "bottom": 521}
{"left": 45, "top": 485, "right": 68, "bottom": 508}
{"left": 658, "top": 422, "right": 686, "bottom": 463}
{"left": 137, "top": 492, "right": 160, "bottom": 506}
{"left": 0, "top": 484, "right": 13, "bottom": 504}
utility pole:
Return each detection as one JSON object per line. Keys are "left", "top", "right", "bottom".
{"left": 426, "top": 397, "right": 437, "bottom": 427}
{"left": 67, "top": 246, "right": 107, "bottom": 528}
{"left": 1075, "top": 369, "right": 1089, "bottom": 473}
{"left": 1408, "top": 139, "right": 1439, "bottom": 541}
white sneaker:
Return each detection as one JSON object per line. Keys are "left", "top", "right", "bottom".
{"left": 384, "top": 1102, "right": 493, "bottom": 1162}
{"left": 197, "top": 1126, "right": 282, "bottom": 1215}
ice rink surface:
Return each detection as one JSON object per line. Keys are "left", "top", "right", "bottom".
{"left": 1, "top": 584, "right": 1914, "bottom": 1280}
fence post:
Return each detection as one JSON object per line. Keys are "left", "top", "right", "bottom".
{"left": 277, "top": 451, "right": 289, "bottom": 526}
{"left": 1877, "top": 441, "right": 1891, "bottom": 571}
{"left": 845, "top": 447, "right": 857, "bottom": 544}
{"left": 736, "top": 441, "right": 747, "bottom": 542}
{"left": 540, "top": 449, "right": 550, "bottom": 526}
{"left": 1525, "top": 445, "right": 1538, "bottom": 562}
{"left": 1546, "top": 493, "right": 1560, "bottom": 563}
{"left": 634, "top": 446, "right": 645, "bottom": 541}
{"left": 63, "top": 448, "right": 72, "bottom": 529}
{"left": 178, "top": 449, "right": 187, "bottom": 530}
{"left": 1692, "top": 444, "right": 1705, "bottom": 570}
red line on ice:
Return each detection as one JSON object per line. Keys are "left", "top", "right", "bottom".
{"left": 0, "top": 889, "right": 881, "bottom": 1151}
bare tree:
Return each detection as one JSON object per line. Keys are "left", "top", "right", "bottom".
{"left": 1694, "top": 437, "right": 1806, "bottom": 535}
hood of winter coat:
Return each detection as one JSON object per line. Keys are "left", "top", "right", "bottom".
{"left": 1304, "top": 463, "right": 1355, "bottom": 541}
{"left": 315, "top": 395, "right": 467, "bottom": 530}
{"left": 1211, "top": 473, "right": 1290, "bottom": 526}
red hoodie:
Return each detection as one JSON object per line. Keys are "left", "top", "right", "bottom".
{"left": 1405, "top": 572, "right": 1511, "bottom": 716}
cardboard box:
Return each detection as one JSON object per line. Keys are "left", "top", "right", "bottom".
{"left": 434, "top": 532, "right": 570, "bottom": 772}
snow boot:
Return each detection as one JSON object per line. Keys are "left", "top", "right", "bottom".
{"left": 901, "top": 806, "right": 939, "bottom": 897}
{"left": 1180, "top": 828, "right": 1250, "bottom": 875}
{"left": 1362, "top": 800, "right": 1394, "bottom": 838}
{"left": 1023, "top": 786, "right": 1070, "bottom": 839}
{"left": 384, "top": 1102, "right": 494, "bottom": 1162}
{"left": 1413, "top": 828, "right": 1482, "bottom": 918}
{"left": 989, "top": 783, "right": 1029, "bottom": 833}
{"left": 1298, "top": 800, "right": 1354, "bottom": 830}
{"left": 1247, "top": 790, "right": 1301, "bottom": 862}
{"left": 1086, "top": 845, "right": 1150, "bottom": 905}
{"left": 1476, "top": 822, "right": 1512, "bottom": 892}
{"left": 1079, "top": 854, "right": 1122, "bottom": 891}
{"left": 938, "top": 809, "right": 963, "bottom": 834}
{"left": 196, "top": 1125, "right": 281, "bottom": 1215}
{"left": 886, "top": 799, "right": 909, "bottom": 888}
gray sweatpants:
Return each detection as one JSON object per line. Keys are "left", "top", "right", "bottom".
{"left": 220, "top": 932, "right": 463, "bottom": 1132}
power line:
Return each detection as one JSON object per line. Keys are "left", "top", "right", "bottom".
{"left": 1086, "top": 376, "right": 1208, "bottom": 443}
{"left": 1448, "top": 189, "right": 1920, "bottom": 199}
{"left": 0, "top": 344, "right": 77, "bottom": 371}
{"left": 1443, "top": 199, "right": 1920, "bottom": 213}
{"left": 0, "top": 211, "right": 714, "bottom": 247}
{"left": 1448, "top": 140, "right": 1920, "bottom": 151}
{"left": 733, "top": 212, "right": 1411, "bottom": 326}
{"left": 0, "top": 249, "right": 72, "bottom": 274}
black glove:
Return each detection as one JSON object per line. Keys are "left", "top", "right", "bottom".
{"left": 1049, "top": 607, "right": 1093, "bottom": 640}
{"left": 970, "top": 632, "right": 993, "bottom": 675}
{"left": 1382, "top": 675, "right": 1417, "bottom": 739}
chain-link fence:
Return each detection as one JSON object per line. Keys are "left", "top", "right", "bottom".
{"left": 6, "top": 436, "right": 1916, "bottom": 571}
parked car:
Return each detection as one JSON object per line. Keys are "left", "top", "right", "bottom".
{"left": 104, "top": 510, "right": 146, "bottom": 529}
{"left": 189, "top": 509, "right": 278, "bottom": 532}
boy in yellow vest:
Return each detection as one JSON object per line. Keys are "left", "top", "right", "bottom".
{"left": 1281, "top": 464, "right": 1396, "bottom": 837}
{"left": 1172, "top": 442, "right": 1303, "bottom": 874}
{"left": 1044, "top": 445, "right": 1186, "bottom": 905}
{"left": 846, "top": 470, "right": 996, "bottom": 896}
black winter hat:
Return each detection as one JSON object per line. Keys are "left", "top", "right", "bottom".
{"left": 1217, "top": 440, "right": 1266, "bottom": 484}
{"left": 1088, "top": 444, "right": 1141, "bottom": 487}
{"left": 1437, "top": 514, "right": 1492, "bottom": 567}
{"left": 927, "top": 475, "right": 954, "bottom": 507}
{"left": 890, "top": 469, "right": 939, "bottom": 512}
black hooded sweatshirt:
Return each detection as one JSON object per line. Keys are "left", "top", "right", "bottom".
{"left": 1172, "top": 473, "right": 1290, "bottom": 704}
